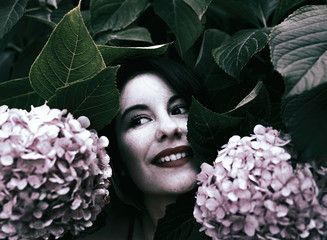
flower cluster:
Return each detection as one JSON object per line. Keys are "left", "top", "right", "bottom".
{"left": 0, "top": 104, "right": 112, "bottom": 239}
{"left": 194, "top": 125, "right": 327, "bottom": 239}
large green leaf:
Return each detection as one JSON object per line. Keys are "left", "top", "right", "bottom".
{"left": 29, "top": 4, "right": 106, "bottom": 100}
{"left": 0, "top": 0, "right": 28, "bottom": 39}
{"left": 211, "top": 0, "right": 278, "bottom": 28}
{"left": 94, "top": 27, "right": 153, "bottom": 45}
{"left": 194, "top": 29, "right": 237, "bottom": 93}
{"left": 213, "top": 28, "right": 270, "bottom": 78}
{"left": 24, "top": 14, "right": 56, "bottom": 29}
{"left": 282, "top": 83, "right": 327, "bottom": 166}
{"left": 0, "top": 77, "right": 44, "bottom": 109}
{"left": 188, "top": 81, "right": 271, "bottom": 164}
{"left": 98, "top": 43, "right": 172, "bottom": 66}
{"left": 51, "top": 0, "right": 75, "bottom": 24}
{"left": 225, "top": 81, "right": 271, "bottom": 122}
{"left": 270, "top": 5, "right": 327, "bottom": 98}
{"left": 90, "top": 0, "right": 148, "bottom": 35}
{"left": 194, "top": 29, "right": 229, "bottom": 77}
{"left": 187, "top": 98, "right": 243, "bottom": 164}
{"left": 153, "top": 0, "right": 204, "bottom": 56}
{"left": 0, "top": 50, "right": 16, "bottom": 82}
{"left": 11, "top": 36, "right": 49, "bottom": 79}
{"left": 182, "top": 0, "right": 212, "bottom": 20}
{"left": 0, "top": 21, "right": 18, "bottom": 53}
{"left": 271, "top": 0, "right": 307, "bottom": 25}
{"left": 154, "top": 191, "right": 210, "bottom": 240}
{"left": 48, "top": 66, "right": 120, "bottom": 130}
{"left": 204, "top": 81, "right": 256, "bottom": 114}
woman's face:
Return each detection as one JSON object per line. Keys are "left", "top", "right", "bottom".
{"left": 115, "top": 72, "right": 199, "bottom": 196}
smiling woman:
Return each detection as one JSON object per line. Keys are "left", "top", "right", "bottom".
{"left": 116, "top": 72, "right": 199, "bottom": 196}
{"left": 78, "top": 56, "right": 207, "bottom": 240}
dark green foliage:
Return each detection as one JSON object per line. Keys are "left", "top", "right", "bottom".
{"left": 0, "top": 0, "right": 327, "bottom": 238}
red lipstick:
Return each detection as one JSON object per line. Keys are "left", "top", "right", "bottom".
{"left": 153, "top": 146, "right": 193, "bottom": 168}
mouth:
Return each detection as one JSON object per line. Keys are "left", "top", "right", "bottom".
{"left": 152, "top": 146, "right": 193, "bottom": 168}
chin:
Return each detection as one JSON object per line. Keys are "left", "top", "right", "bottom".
{"left": 164, "top": 171, "right": 198, "bottom": 194}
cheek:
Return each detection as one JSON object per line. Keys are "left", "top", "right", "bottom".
{"left": 118, "top": 129, "right": 152, "bottom": 169}
{"left": 176, "top": 117, "right": 188, "bottom": 132}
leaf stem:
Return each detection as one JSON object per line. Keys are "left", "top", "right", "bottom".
{"left": 7, "top": 43, "right": 23, "bottom": 53}
{"left": 25, "top": 6, "right": 53, "bottom": 14}
{"left": 259, "top": 7, "right": 267, "bottom": 28}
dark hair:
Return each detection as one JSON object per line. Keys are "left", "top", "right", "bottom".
{"left": 101, "top": 56, "right": 206, "bottom": 211}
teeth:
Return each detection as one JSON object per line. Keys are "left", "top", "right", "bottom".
{"left": 170, "top": 154, "right": 177, "bottom": 161}
{"left": 158, "top": 151, "right": 189, "bottom": 163}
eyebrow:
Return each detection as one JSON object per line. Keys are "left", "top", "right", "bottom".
{"left": 119, "top": 95, "right": 182, "bottom": 121}
{"left": 120, "top": 104, "right": 149, "bottom": 122}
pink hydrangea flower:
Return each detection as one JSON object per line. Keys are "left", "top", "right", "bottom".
{"left": 194, "top": 125, "right": 327, "bottom": 240}
{"left": 0, "top": 103, "right": 112, "bottom": 239}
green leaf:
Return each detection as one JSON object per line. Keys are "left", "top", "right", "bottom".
{"left": 48, "top": 66, "right": 120, "bottom": 130}
{"left": 182, "top": 0, "right": 212, "bottom": 20}
{"left": 94, "top": 27, "right": 153, "bottom": 45}
{"left": 51, "top": 0, "right": 75, "bottom": 24}
{"left": 187, "top": 98, "right": 243, "bottom": 164}
{"left": 24, "top": 14, "right": 56, "bottom": 29}
{"left": 0, "top": 77, "right": 44, "bottom": 109}
{"left": 282, "top": 83, "right": 327, "bottom": 166}
{"left": 233, "top": 82, "right": 263, "bottom": 109}
{"left": 194, "top": 29, "right": 237, "bottom": 93}
{"left": 272, "top": 0, "right": 307, "bottom": 25}
{"left": 270, "top": 5, "right": 327, "bottom": 97}
{"left": 98, "top": 42, "right": 172, "bottom": 66}
{"left": 153, "top": 0, "right": 204, "bottom": 56}
{"left": 0, "top": 50, "right": 16, "bottom": 82}
{"left": 226, "top": 81, "right": 271, "bottom": 121}
{"left": 213, "top": 28, "right": 270, "bottom": 78}
{"left": 90, "top": 0, "right": 148, "bottom": 35}
{"left": 11, "top": 36, "right": 48, "bottom": 78}
{"left": 0, "top": 0, "right": 28, "bottom": 39}
{"left": 11, "top": 36, "right": 49, "bottom": 79}
{"left": 205, "top": 81, "right": 256, "bottom": 114}
{"left": 211, "top": 0, "right": 278, "bottom": 28}
{"left": 194, "top": 29, "right": 229, "bottom": 76}
{"left": 154, "top": 191, "right": 210, "bottom": 240}
{"left": 29, "top": 4, "right": 106, "bottom": 100}
{"left": 188, "top": 81, "right": 271, "bottom": 164}
{"left": 0, "top": 20, "right": 18, "bottom": 53}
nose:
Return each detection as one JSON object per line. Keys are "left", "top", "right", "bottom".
{"left": 155, "top": 114, "right": 183, "bottom": 141}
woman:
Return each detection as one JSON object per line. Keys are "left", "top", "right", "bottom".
{"left": 79, "top": 56, "right": 207, "bottom": 240}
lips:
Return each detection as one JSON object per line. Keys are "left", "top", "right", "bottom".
{"left": 152, "top": 145, "right": 193, "bottom": 168}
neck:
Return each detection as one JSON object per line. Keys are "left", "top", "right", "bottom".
{"left": 141, "top": 194, "right": 178, "bottom": 239}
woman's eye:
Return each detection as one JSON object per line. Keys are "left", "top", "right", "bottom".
{"left": 171, "top": 105, "right": 189, "bottom": 115}
{"left": 129, "top": 115, "right": 151, "bottom": 128}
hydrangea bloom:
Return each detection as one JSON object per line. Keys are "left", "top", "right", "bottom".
{"left": 0, "top": 104, "right": 112, "bottom": 239}
{"left": 194, "top": 125, "right": 327, "bottom": 240}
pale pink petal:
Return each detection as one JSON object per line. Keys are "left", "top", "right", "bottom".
{"left": 57, "top": 187, "right": 70, "bottom": 195}
{"left": 1, "top": 223, "right": 16, "bottom": 234}
{"left": 0, "top": 111, "right": 9, "bottom": 125}
{"left": 222, "top": 180, "right": 233, "bottom": 192}
{"left": 264, "top": 199, "right": 276, "bottom": 212}
{"left": 77, "top": 116, "right": 90, "bottom": 128}
{"left": 0, "top": 155, "right": 13, "bottom": 166}
{"left": 269, "top": 225, "right": 280, "bottom": 234}
{"left": 215, "top": 207, "right": 225, "bottom": 220}
{"left": 276, "top": 204, "right": 289, "bottom": 217}
{"left": 271, "top": 179, "right": 283, "bottom": 191}
{"left": 98, "top": 136, "right": 109, "bottom": 148}
{"left": 244, "top": 215, "right": 258, "bottom": 236}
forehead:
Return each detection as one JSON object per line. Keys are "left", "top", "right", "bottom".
{"left": 120, "top": 73, "right": 175, "bottom": 103}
